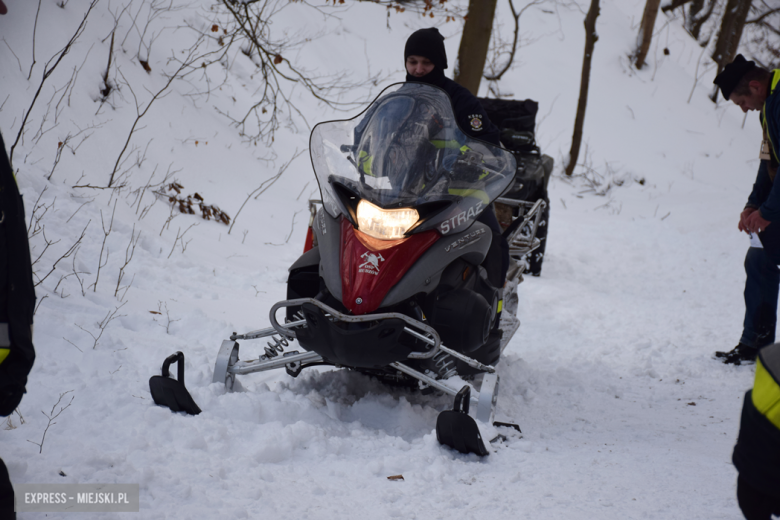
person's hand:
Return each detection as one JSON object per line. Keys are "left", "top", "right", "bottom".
{"left": 739, "top": 207, "right": 758, "bottom": 233}
{"left": 744, "top": 209, "right": 771, "bottom": 234}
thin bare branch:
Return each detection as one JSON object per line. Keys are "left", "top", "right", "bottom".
{"left": 28, "top": 0, "right": 43, "bottom": 81}
{"left": 92, "top": 201, "right": 117, "bottom": 292}
{"left": 76, "top": 302, "right": 127, "bottom": 349}
{"left": 114, "top": 226, "right": 140, "bottom": 298}
{"left": 27, "top": 391, "right": 74, "bottom": 454}
{"left": 9, "top": 0, "right": 100, "bottom": 170}
{"left": 229, "top": 149, "right": 303, "bottom": 234}
{"left": 34, "top": 221, "right": 90, "bottom": 288}
{"left": 109, "top": 34, "right": 215, "bottom": 186}
{"left": 485, "top": 0, "right": 545, "bottom": 81}
{"left": 168, "top": 223, "right": 197, "bottom": 258}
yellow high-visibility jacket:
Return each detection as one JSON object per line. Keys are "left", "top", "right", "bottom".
{"left": 733, "top": 342, "right": 780, "bottom": 499}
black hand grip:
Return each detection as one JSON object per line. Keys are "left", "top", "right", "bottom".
{"left": 161, "top": 351, "right": 185, "bottom": 384}
{"left": 453, "top": 385, "right": 471, "bottom": 414}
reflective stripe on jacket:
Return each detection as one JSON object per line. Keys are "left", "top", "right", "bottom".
{"left": 749, "top": 70, "right": 780, "bottom": 221}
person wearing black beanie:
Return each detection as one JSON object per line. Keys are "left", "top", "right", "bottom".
{"left": 404, "top": 28, "right": 448, "bottom": 85}
{"left": 403, "top": 28, "right": 500, "bottom": 146}
{"left": 401, "top": 28, "right": 509, "bottom": 294}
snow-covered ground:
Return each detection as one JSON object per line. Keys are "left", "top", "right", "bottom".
{"left": 0, "top": 0, "right": 766, "bottom": 518}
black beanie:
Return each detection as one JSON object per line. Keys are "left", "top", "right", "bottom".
{"left": 404, "top": 28, "right": 448, "bottom": 70}
{"left": 714, "top": 54, "right": 756, "bottom": 100}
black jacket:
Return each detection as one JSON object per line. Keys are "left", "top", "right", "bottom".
{"left": 406, "top": 73, "right": 501, "bottom": 146}
{"left": 0, "top": 131, "right": 35, "bottom": 414}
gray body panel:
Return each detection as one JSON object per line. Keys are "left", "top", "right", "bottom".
{"left": 313, "top": 208, "right": 492, "bottom": 309}
{"left": 288, "top": 246, "right": 320, "bottom": 272}
{"left": 381, "top": 221, "right": 492, "bottom": 307}
{"left": 315, "top": 209, "right": 343, "bottom": 302}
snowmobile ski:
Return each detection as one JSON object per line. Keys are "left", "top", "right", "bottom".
{"left": 149, "top": 351, "right": 201, "bottom": 415}
{"left": 436, "top": 385, "right": 489, "bottom": 456}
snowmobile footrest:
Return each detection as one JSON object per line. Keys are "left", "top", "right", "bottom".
{"left": 149, "top": 351, "right": 201, "bottom": 415}
{"left": 493, "top": 421, "right": 521, "bottom": 433}
{"left": 436, "top": 385, "right": 488, "bottom": 456}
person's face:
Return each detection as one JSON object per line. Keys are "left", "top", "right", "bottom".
{"left": 729, "top": 81, "right": 765, "bottom": 112}
{"left": 406, "top": 55, "right": 434, "bottom": 78}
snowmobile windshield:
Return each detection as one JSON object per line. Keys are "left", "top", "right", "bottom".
{"left": 309, "top": 82, "right": 516, "bottom": 236}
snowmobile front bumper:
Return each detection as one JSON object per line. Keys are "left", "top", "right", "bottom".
{"left": 213, "top": 298, "right": 496, "bottom": 408}
{"left": 212, "top": 298, "right": 508, "bottom": 455}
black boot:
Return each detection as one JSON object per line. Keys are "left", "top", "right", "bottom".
{"left": 715, "top": 343, "right": 758, "bottom": 365}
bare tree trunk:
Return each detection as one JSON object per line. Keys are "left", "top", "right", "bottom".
{"left": 687, "top": 0, "right": 717, "bottom": 41}
{"left": 634, "top": 0, "right": 662, "bottom": 69}
{"left": 661, "top": 0, "right": 718, "bottom": 41}
{"left": 687, "top": 0, "right": 705, "bottom": 18}
{"left": 710, "top": 0, "right": 753, "bottom": 100}
{"left": 453, "top": 0, "right": 498, "bottom": 95}
{"left": 661, "top": 0, "right": 694, "bottom": 13}
{"left": 565, "top": 0, "right": 600, "bottom": 177}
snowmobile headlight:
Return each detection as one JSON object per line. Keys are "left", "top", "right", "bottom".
{"left": 356, "top": 200, "right": 419, "bottom": 240}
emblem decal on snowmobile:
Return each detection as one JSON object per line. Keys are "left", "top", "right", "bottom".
{"left": 445, "top": 228, "right": 485, "bottom": 253}
{"left": 439, "top": 201, "right": 484, "bottom": 234}
{"left": 358, "top": 251, "right": 385, "bottom": 275}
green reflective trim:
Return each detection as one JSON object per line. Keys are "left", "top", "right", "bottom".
{"left": 430, "top": 139, "right": 462, "bottom": 150}
{"left": 358, "top": 150, "right": 375, "bottom": 177}
{"left": 448, "top": 188, "right": 490, "bottom": 204}
{"left": 0, "top": 348, "right": 8, "bottom": 366}
{"left": 753, "top": 357, "right": 780, "bottom": 429}
{"left": 763, "top": 105, "right": 777, "bottom": 161}
{"left": 429, "top": 140, "right": 473, "bottom": 155}
{"left": 762, "top": 70, "right": 780, "bottom": 162}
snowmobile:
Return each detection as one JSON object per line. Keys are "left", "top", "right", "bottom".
{"left": 211, "top": 82, "right": 546, "bottom": 455}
